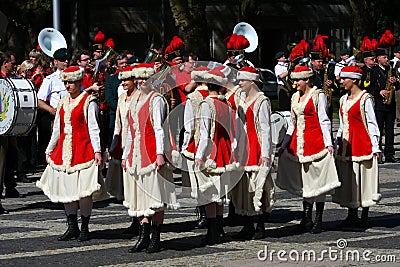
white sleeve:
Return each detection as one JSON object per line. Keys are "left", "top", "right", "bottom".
{"left": 152, "top": 96, "right": 166, "bottom": 154}
{"left": 318, "top": 93, "right": 333, "bottom": 147}
{"left": 88, "top": 101, "right": 101, "bottom": 153}
{"left": 37, "top": 77, "right": 51, "bottom": 101}
{"left": 195, "top": 102, "right": 211, "bottom": 161}
{"left": 336, "top": 105, "right": 343, "bottom": 139}
{"left": 45, "top": 108, "right": 61, "bottom": 154}
{"left": 258, "top": 100, "right": 272, "bottom": 158}
{"left": 365, "top": 98, "right": 381, "bottom": 153}
{"left": 181, "top": 99, "right": 194, "bottom": 151}
{"left": 121, "top": 111, "right": 132, "bottom": 160}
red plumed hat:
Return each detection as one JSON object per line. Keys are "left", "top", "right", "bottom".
{"left": 361, "top": 36, "right": 377, "bottom": 57}
{"left": 289, "top": 39, "right": 309, "bottom": 63}
{"left": 379, "top": 30, "right": 396, "bottom": 47}
{"left": 93, "top": 31, "right": 105, "bottom": 50}
{"left": 224, "top": 34, "right": 250, "bottom": 56}
{"left": 164, "top": 36, "right": 184, "bottom": 60}
{"left": 312, "top": 34, "right": 329, "bottom": 59}
{"left": 104, "top": 38, "right": 115, "bottom": 49}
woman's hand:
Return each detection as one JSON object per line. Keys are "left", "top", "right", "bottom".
{"left": 373, "top": 152, "right": 381, "bottom": 158}
{"left": 327, "top": 146, "right": 334, "bottom": 155}
{"left": 195, "top": 158, "right": 204, "bottom": 170}
{"left": 156, "top": 154, "right": 165, "bottom": 170}
{"left": 46, "top": 154, "right": 50, "bottom": 164}
{"left": 259, "top": 157, "right": 270, "bottom": 167}
{"left": 95, "top": 152, "right": 102, "bottom": 166}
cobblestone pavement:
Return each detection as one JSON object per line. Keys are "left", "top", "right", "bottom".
{"left": 0, "top": 122, "right": 399, "bottom": 267}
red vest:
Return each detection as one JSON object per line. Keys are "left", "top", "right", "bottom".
{"left": 288, "top": 90, "right": 326, "bottom": 163}
{"left": 203, "top": 97, "right": 233, "bottom": 169}
{"left": 138, "top": 91, "right": 159, "bottom": 169}
{"left": 49, "top": 93, "right": 95, "bottom": 172}
{"left": 337, "top": 93, "right": 373, "bottom": 161}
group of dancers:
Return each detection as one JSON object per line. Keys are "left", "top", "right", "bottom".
{"left": 36, "top": 59, "right": 381, "bottom": 253}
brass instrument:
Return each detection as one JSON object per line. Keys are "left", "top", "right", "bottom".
{"left": 383, "top": 64, "right": 395, "bottom": 105}
{"left": 322, "top": 62, "right": 333, "bottom": 107}
{"left": 93, "top": 47, "right": 118, "bottom": 83}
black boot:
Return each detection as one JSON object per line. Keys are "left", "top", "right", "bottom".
{"left": 300, "top": 201, "right": 314, "bottom": 232}
{"left": 122, "top": 217, "right": 140, "bottom": 236}
{"left": 128, "top": 223, "right": 151, "bottom": 253}
{"left": 337, "top": 208, "right": 359, "bottom": 228}
{"left": 235, "top": 216, "right": 255, "bottom": 240}
{"left": 216, "top": 215, "right": 226, "bottom": 243}
{"left": 310, "top": 202, "right": 324, "bottom": 234}
{"left": 195, "top": 206, "right": 207, "bottom": 229}
{"left": 201, "top": 218, "right": 219, "bottom": 246}
{"left": 78, "top": 215, "right": 90, "bottom": 242}
{"left": 57, "top": 214, "right": 80, "bottom": 241}
{"left": 146, "top": 225, "right": 161, "bottom": 253}
{"left": 253, "top": 212, "right": 269, "bottom": 240}
{"left": 360, "top": 207, "right": 369, "bottom": 228}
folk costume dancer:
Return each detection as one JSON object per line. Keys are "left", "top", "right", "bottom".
{"left": 181, "top": 66, "right": 210, "bottom": 229}
{"left": 122, "top": 63, "right": 179, "bottom": 253}
{"left": 333, "top": 66, "right": 381, "bottom": 228}
{"left": 230, "top": 67, "right": 274, "bottom": 240}
{"left": 276, "top": 66, "right": 341, "bottom": 234}
{"left": 194, "top": 67, "right": 236, "bottom": 245}
{"left": 36, "top": 66, "right": 104, "bottom": 242}
{"left": 106, "top": 66, "right": 141, "bottom": 235}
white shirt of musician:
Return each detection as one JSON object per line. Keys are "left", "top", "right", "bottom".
{"left": 274, "top": 62, "right": 288, "bottom": 85}
{"left": 37, "top": 70, "right": 68, "bottom": 108}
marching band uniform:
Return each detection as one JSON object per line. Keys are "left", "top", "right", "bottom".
{"left": 37, "top": 66, "right": 105, "bottom": 242}
{"left": 276, "top": 66, "right": 340, "bottom": 234}
{"left": 333, "top": 66, "right": 381, "bottom": 228}
{"left": 230, "top": 67, "right": 274, "bottom": 240}
{"left": 369, "top": 36, "right": 399, "bottom": 163}
{"left": 122, "top": 63, "right": 179, "bottom": 253}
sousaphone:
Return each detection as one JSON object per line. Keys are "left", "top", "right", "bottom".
{"left": 232, "top": 22, "right": 258, "bottom": 65}
{"left": 38, "top": 28, "right": 67, "bottom": 58}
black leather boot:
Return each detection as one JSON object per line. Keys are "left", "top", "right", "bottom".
{"left": 337, "top": 208, "right": 359, "bottom": 228}
{"left": 235, "top": 216, "right": 255, "bottom": 240}
{"left": 299, "top": 201, "right": 313, "bottom": 232}
{"left": 360, "top": 207, "right": 369, "bottom": 228}
{"left": 78, "top": 215, "right": 90, "bottom": 242}
{"left": 201, "top": 218, "right": 219, "bottom": 246}
{"left": 57, "top": 214, "right": 80, "bottom": 241}
{"left": 195, "top": 206, "right": 207, "bottom": 229}
{"left": 310, "top": 202, "right": 324, "bottom": 234}
{"left": 253, "top": 212, "right": 269, "bottom": 240}
{"left": 122, "top": 217, "right": 140, "bottom": 236}
{"left": 216, "top": 215, "right": 226, "bottom": 243}
{"left": 128, "top": 223, "right": 151, "bottom": 253}
{"left": 146, "top": 225, "right": 161, "bottom": 253}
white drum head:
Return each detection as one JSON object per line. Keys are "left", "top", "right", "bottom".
{"left": 0, "top": 79, "right": 16, "bottom": 135}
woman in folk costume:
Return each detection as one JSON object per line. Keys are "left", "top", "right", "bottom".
{"left": 276, "top": 66, "right": 340, "bottom": 234}
{"left": 230, "top": 66, "right": 274, "bottom": 240}
{"left": 181, "top": 65, "right": 210, "bottom": 228}
{"left": 121, "top": 63, "right": 179, "bottom": 254}
{"left": 36, "top": 66, "right": 103, "bottom": 242}
{"left": 194, "top": 67, "right": 236, "bottom": 245}
{"left": 333, "top": 66, "right": 381, "bottom": 228}
{"left": 106, "top": 65, "right": 141, "bottom": 235}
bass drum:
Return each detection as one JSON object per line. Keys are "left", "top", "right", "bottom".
{"left": 0, "top": 77, "right": 37, "bottom": 136}
{"left": 270, "top": 111, "right": 291, "bottom": 146}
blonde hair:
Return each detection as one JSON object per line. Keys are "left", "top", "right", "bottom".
{"left": 29, "top": 49, "right": 41, "bottom": 58}
{"left": 17, "top": 60, "right": 35, "bottom": 75}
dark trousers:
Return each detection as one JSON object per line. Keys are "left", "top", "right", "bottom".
{"left": 36, "top": 110, "right": 53, "bottom": 166}
{"left": 278, "top": 85, "right": 292, "bottom": 111}
{"left": 375, "top": 109, "right": 395, "bottom": 158}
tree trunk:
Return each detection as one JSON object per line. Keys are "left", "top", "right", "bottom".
{"left": 169, "top": 0, "right": 210, "bottom": 59}
{"left": 348, "top": 0, "right": 374, "bottom": 47}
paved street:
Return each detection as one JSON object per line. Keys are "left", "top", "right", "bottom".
{"left": 0, "top": 123, "right": 400, "bottom": 266}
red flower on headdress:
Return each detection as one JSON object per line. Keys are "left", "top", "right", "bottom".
{"left": 94, "top": 31, "right": 105, "bottom": 43}
{"left": 379, "top": 30, "right": 396, "bottom": 47}
{"left": 104, "top": 38, "right": 115, "bottom": 49}
{"left": 165, "top": 36, "right": 184, "bottom": 54}
{"left": 361, "top": 36, "right": 372, "bottom": 52}
{"left": 224, "top": 34, "right": 250, "bottom": 50}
